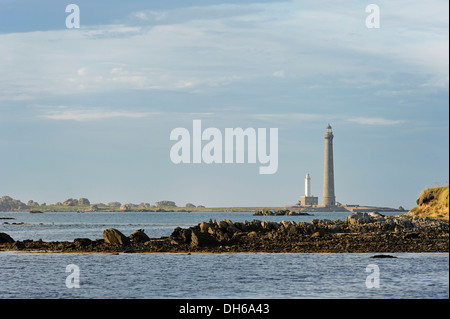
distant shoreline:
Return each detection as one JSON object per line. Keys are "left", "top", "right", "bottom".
{"left": 1, "top": 194, "right": 408, "bottom": 213}
{"left": 1, "top": 205, "right": 406, "bottom": 213}
{"left": 2, "top": 204, "right": 407, "bottom": 214}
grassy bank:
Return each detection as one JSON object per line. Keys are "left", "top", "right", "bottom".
{"left": 408, "top": 186, "right": 449, "bottom": 220}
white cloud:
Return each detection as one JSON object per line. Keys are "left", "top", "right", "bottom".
{"left": 42, "top": 108, "right": 157, "bottom": 121}
{"left": 0, "top": 0, "right": 447, "bottom": 101}
{"left": 77, "top": 68, "right": 88, "bottom": 76}
{"left": 346, "top": 117, "right": 404, "bottom": 125}
{"left": 272, "top": 70, "right": 285, "bottom": 78}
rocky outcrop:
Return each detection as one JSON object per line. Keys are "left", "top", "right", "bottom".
{"left": 27, "top": 200, "right": 39, "bottom": 207}
{"left": 0, "top": 232, "right": 15, "bottom": 244}
{"left": 253, "top": 209, "right": 313, "bottom": 216}
{"left": 62, "top": 198, "right": 77, "bottom": 206}
{"left": 0, "top": 196, "right": 27, "bottom": 211}
{"left": 1, "top": 213, "right": 448, "bottom": 253}
{"left": 168, "top": 213, "right": 449, "bottom": 253}
{"left": 103, "top": 228, "right": 130, "bottom": 246}
{"left": 78, "top": 198, "right": 90, "bottom": 206}
{"left": 156, "top": 200, "right": 176, "bottom": 207}
{"left": 138, "top": 203, "right": 151, "bottom": 209}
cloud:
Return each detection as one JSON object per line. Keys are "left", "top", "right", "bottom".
{"left": 0, "top": 0, "right": 447, "bottom": 102}
{"left": 42, "top": 108, "right": 157, "bottom": 121}
{"left": 346, "top": 117, "right": 404, "bottom": 125}
{"left": 272, "top": 70, "right": 285, "bottom": 78}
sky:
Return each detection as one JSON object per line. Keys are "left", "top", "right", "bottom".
{"left": 0, "top": 0, "right": 448, "bottom": 208}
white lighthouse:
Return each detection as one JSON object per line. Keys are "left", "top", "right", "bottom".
{"left": 299, "top": 173, "right": 318, "bottom": 206}
{"left": 305, "top": 173, "right": 311, "bottom": 197}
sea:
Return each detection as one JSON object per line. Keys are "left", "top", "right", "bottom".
{"left": 0, "top": 211, "right": 448, "bottom": 299}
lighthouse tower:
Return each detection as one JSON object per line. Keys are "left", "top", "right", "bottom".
{"left": 305, "top": 173, "right": 311, "bottom": 197}
{"left": 299, "top": 173, "right": 318, "bottom": 206}
{"left": 323, "top": 124, "right": 336, "bottom": 206}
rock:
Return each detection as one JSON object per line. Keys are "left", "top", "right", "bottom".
{"left": 156, "top": 200, "right": 176, "bottom": 207}
{"left": 89, "top": 204, "right": 99, "bottom": 212}
{"left": 29, "top": 210, "right": 43, "bottom": 214}
{"left": 370, "top": 255, "right": 397, "bottom": 258}
{"left": 130, "top": 229, "right": 150, "bottom": 243}
{"left": 12, "top": 241, "right": 25, "bottom": 250}
{"left": 346, "top": 212, "right": 375, "bottom": 225}
{"left": 107, "top": 202, "right": 122, "bottom": 207}
{"left": 0, "top": 232, "right": 14, "bottom": 244}
{"left": 0, "top": 196, "right": 27, "bottom": 211}
{"left": 62, "top": 198, "right": 77, "bottom": 206}
{"left": 190, "top": 230, "right": 219, "bottom": 247}
{"left": 368, "top": 211, "right": 384, "bottom": 219}
{"left": 170, "top": 227, "right": 192, "bottom": 244}
{"left": 199, "top": 221, "right": 210, "bottom": 232}
{"left": 74, "top": 238, "right": 92, "bottom": 248}
{"left": 185, "top": 203, "right": 196, "bottom": 208}
{"left": 103, "top": 228, "right": 130, "bottom": 246}
{"left": 119, "top": 204, "right": 132, "bottom": 212}
{"left": 217, "top": 220, "right": 228, "bottom": 229}
{"left": 138, "top": 202, "right": 151, "bottom": 209}
{"left": 78, "top": 198, "right": 90, "bottom": 206}
{"left": 27, "top": 200, "right": 39, "bottom": 206}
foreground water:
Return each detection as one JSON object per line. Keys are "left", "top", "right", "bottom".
{"left": 0, "top": 252, "right": 448, "bottom": 299}
{"left": 1, "top": 211, "right": 448, "bottom": 299}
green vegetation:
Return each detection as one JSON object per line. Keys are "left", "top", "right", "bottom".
{"left": 409, "top": 185, "right": 449, "bottom": 220}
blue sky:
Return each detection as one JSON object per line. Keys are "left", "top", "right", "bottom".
{"left": 0, "top": 0, "right": 448, "bottom": 208}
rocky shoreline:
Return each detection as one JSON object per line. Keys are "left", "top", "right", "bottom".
{"left": 0, "top": 212, "right": 448, "bottom": 253}
{"left": 253, "top": 209, "right": 313, "bottom": 216}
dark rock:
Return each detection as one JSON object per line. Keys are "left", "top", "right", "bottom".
{"left": 190, "top": 230, "right": 219, "bottom": 247}
{"left": 13, "top": 241, "right": 25, "bottom": 250}
{"left": 370, "top": 255, "right": 397, "bottom": 258}
{"left": 0, "top": 232, "right": 14, "bottom": 244}
{"left": 130, "top": 229, "right": 150, "bottom": 243}
{"left": 74, "top": 238, "right": 92, "bottom": 248}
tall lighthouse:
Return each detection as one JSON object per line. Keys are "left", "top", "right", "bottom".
{"left": 323, "top": 124, "right": 336, "bottom": 206}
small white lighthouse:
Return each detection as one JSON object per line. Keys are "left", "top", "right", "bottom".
{"left": 305, "top": 173, "right": 311, "bottom": 197}
{"left": 299, "top": 173, "right": 318, "bottom": 206}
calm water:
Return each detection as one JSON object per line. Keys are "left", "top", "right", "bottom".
{"left": 1, "top": 211, "right": 448, "bottom": 299}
